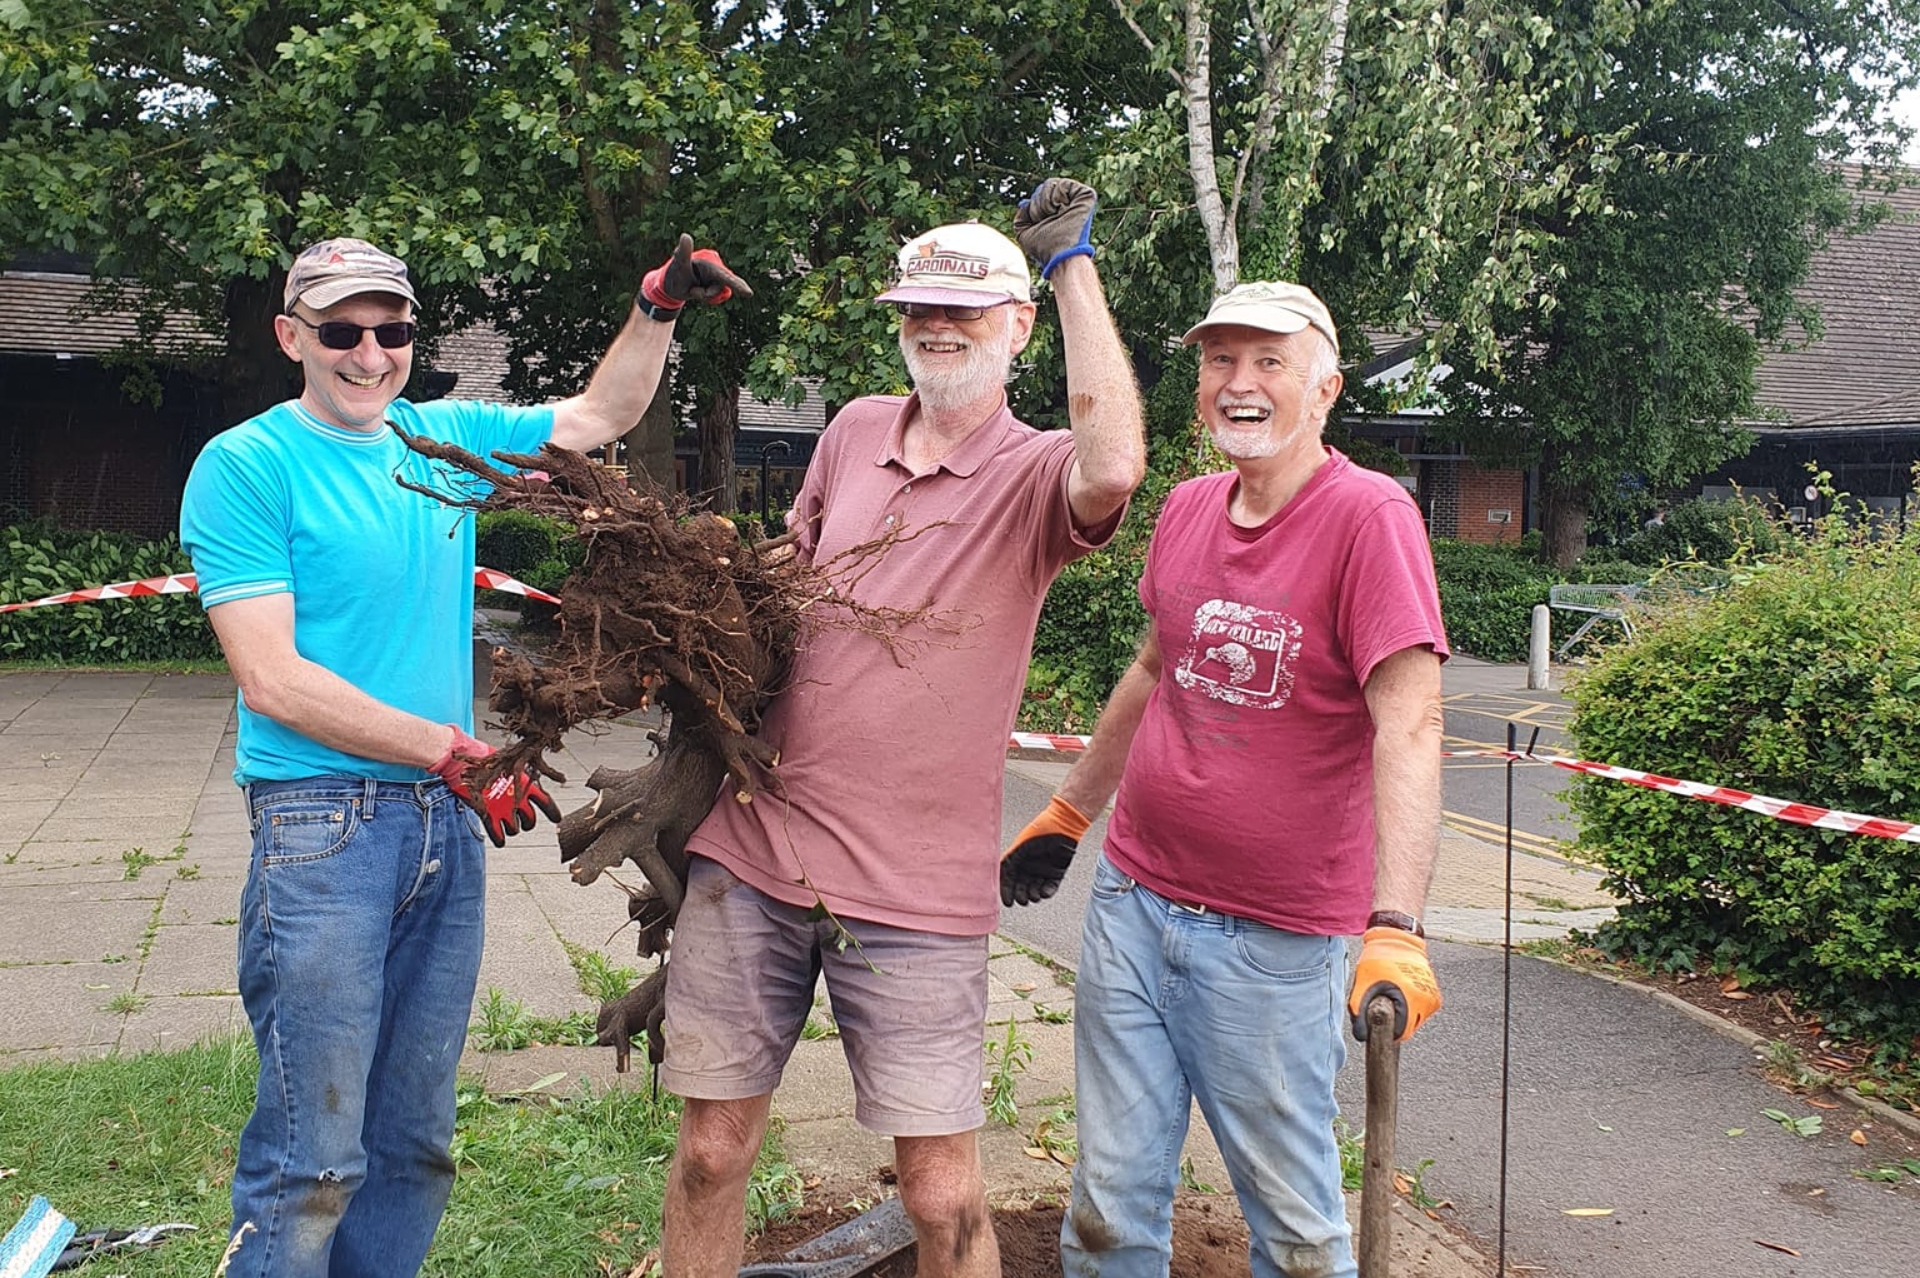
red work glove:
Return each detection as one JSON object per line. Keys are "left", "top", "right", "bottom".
{"left": 1000, "top": 796, "right": 1091, "bottom": 907}
{"left": 638, "top": 233, "right": 751, "bottom": 316}
{"left": 1348, "top": 927, "right": 1442, "bottom": 1042}
{"left": 428, "top": 725, "right": 563, "bottom": 849}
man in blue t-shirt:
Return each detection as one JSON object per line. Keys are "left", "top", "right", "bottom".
{"left": 180, "top": 234, "right": 745, "bottom": 1278}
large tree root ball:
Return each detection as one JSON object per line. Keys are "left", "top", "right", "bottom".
{"left": 397, "top": 429, "right": 938, "bottom": 1069}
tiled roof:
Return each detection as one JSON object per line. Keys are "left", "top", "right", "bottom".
{"left": 0, "top": 271, "right": 221, "bottom": 357}
{"left": 1749, "top": 177, "right": 1920, "bottom": 427}
{"left": 0, "top": 268, "right": 823, "bottom": 424}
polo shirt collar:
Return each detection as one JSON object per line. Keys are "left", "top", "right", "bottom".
{"left": 875, "top": 392, "right": 1017, "bottom": 478}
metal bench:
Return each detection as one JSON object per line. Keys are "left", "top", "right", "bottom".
{"left": 1547, "top": 583, "right": 1643, "bottom": 659}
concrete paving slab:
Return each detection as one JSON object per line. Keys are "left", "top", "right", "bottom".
{"left": 0, "top": 894, "right": 157, "bottom": 965}
{"left": 1428, "top": 904, "right": 1618, "bottom": 944}
{"left": 8, "top": 837, "right": 128, "bottom": 863}
{"left": 475, "top": 877, "right": 598, "bottom": 1018}
{"left": 116, "top": 994, "right": 247, "bottom": 1057}
{"left": 29, "top": 814, "right": 196, "bottom": 848}
{"left": 114, "top": 703, "right": 240, "bottom": 733}
{"left": 1, "top": 875, "right": 164, "bottom": 903}
{"left": 0, "top": 960, "right": 139, "bottom": 1054}
{"left": 0, "top": 858, "right": 157, "bottom": 888}
{"left": 156, "top": 875, "right": 243, "bottom": 925}
{"left": 6, "top": 707, "right": 130, "bottom": 735}
{"left": 132, "top": 673, "right": 234, "bottom": 699}
{"left": 1, "top": 764, "right": 93, "bottom": 802}
{"left": 138, "top": 923, "right": 240, "bottom": 997}
{"left": 0, "top": 797, "right": 63, "bottom": 830}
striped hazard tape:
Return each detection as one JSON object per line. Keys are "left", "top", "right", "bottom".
{"left": 1005, "top": 734, "right": 1920, "bottom": 844}
{"left": 0, "top": 568, "right": 561, "bottom": 613}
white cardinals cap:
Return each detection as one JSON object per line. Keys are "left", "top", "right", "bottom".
{"left": 876, "top": 222, "right": 1032, "bottom": 307}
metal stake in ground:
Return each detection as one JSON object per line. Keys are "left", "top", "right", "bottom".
{"left": 1358, "top": 994, "right": 1402, "bottom": 1278}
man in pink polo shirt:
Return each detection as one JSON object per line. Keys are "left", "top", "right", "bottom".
{"left": 1004, "top": 281, "right": 1448, "bottom": 1277}
{"left": 656, "top": 179, "right": 1146, "bottom": 1277}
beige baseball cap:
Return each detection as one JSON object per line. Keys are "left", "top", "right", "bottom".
{"left": 1181, "top": 281, "right": 1339, "bottom": 357}
{"left": 876, "top": 222, "right": 1032, "bottom": 307}
{"left": 283, "top": 237, "right": 417, "bottom": 313}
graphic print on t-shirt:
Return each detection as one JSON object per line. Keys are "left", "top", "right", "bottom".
{"left": 1172, "top": 598, "right": 1303, "bottom": 709}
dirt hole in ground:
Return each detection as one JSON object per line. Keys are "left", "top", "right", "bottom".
{"left": 748, "top": 1188, "right": 1251, "bottom": 1278}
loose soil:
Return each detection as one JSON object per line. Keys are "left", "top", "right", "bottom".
{"left": 747, "top": 1187, "right": 1251, "bottom": 1278}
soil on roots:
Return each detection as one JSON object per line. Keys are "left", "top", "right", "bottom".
{"left": 747, "top": 1190, "right": 1252, "bottom": 1278}
{"left": 396, "top": 430, "right": 952, "bottom": 1071}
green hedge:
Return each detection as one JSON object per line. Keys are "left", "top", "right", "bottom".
{"left": 474, "top": 509, "right": 584, "bottom": 619}
{"left": 1567, "top": 517, "right": 1920, "bottom": 1057}
{"left": 0, "top": 523, "right": 220, "bottom": 664}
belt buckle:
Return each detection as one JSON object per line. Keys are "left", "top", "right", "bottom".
{"left": 1170, "top": 898, "right": 1209, "bottom": 916}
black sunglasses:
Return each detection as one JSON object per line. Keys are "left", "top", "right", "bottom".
{"left": 893, "top": 301, "right": 1009, "bottom": 322}
{"left": 288, "top": 313, "right": 418, "bottom": 351}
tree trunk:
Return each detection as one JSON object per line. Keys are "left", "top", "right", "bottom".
{"left": 698, "top": 386, "right": 740, "bottom": 514}
{"left": 219, "top": 269, "right": 299, "bottom": 424}
{"left": 624, "top": 377, "right": 677, "bottom": 491}
{"left": 1540, "top": 485, "right": 1589, "bottom": 568}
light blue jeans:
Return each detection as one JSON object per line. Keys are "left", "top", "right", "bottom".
{"left": 1063, "top": 854, "right": 1355, "bottom": 1278}
{"left": 227, "top": 778, "right": 486, "bottom": 1278}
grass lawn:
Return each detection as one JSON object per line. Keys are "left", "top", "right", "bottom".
{"left": 0, "top": 1036, "right": 802, "bottom": 1276}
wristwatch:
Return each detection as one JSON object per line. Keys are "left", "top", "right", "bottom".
{"left": 635, "top": 295, "right": 683, "bottom": 323}
{"left": 1367, "top": 909, "right": 1424, "bottom": 937}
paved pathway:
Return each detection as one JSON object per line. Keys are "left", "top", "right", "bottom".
{"left": 5, "top": 668, "right": 1917, "bottom": 1276}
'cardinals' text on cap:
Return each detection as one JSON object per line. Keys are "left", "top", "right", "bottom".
{"left": 876, "top": 222, "right": 1032, "bottom": 308}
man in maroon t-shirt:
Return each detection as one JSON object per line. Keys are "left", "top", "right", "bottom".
{"left": 1004, "top": 281, "right": 1448, "bottom": 1277}
{"left": 656, "top": 181, "right": 1146, "bottom": 1278}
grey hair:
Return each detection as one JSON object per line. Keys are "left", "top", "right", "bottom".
{"left": 1299, "top": 328, "right": 1340, "bottom": 391}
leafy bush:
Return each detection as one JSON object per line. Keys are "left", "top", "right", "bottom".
{"left": 474, "top": 508, "right": 584, "bottom": 618}
{"left": 1430, "top": 539, "right": 1564, "bottom": 662}
{"left": 0, "top": 522, "right": 221, "bottom": 664}
{"left": 1568, "top": 515, "right": 1920, "bottom": 1057}
{"left": 1616, "top": 494, "right": 1786, "bottom": 567}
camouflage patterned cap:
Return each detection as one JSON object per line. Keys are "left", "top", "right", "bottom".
{"left": 283, "top": 238, "right": 417, "bottom": 313}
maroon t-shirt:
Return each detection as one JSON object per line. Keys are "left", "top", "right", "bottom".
{"left": 687, "top": 393, "right": 1120, "bottom": 935}
{"left": 1105, "top": 452, "right": 1448, "bottom": 935}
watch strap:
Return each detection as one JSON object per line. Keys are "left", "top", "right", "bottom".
{"left": 635, "top": 295, "right": 683, "bottom": 323}
{"left": 1367, "top": 909, "right": 1424, "bottom": 937}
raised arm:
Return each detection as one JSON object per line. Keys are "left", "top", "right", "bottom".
{"left": 1012, "top": 179, "right": 1146, "bottom": 529}
{"left": 550, "top": 235, "right": 749, "bottom": 452}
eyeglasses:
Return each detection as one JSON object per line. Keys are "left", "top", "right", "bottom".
{"left": 893, "top": 301, "right": 1009, "bottom": 322}
{"left": 288, "top": 313, "right": 417, "bottom": 350}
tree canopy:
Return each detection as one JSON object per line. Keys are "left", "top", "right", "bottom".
{"left": 1428, "top": 0, "right": 1920, "bottom": 564}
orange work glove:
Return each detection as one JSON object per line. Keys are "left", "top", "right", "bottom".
{"left": 1000, "top": 796, "right": 1091, "bottom": 907}
{"left": 1348, "top": 927, "right": 1441, "bottom": 1042}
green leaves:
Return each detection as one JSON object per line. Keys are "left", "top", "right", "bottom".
{"left": 1569, "top": 509, "right": 1920, "bottom": 1056}
{"left": 1762, "top": 1108, "right": 1824, "bottom": 1138}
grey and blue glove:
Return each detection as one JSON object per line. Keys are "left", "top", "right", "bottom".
{"left": 1014, "top": 178, "right": 1097, "bottom": 280}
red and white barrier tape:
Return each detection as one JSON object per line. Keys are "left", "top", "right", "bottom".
{"left": 0, "top": 568, "right": 561, "bottom": 613}
{"left": 1008, "top": 735, "right": 1920, "bottom": 845}
{"left": 17, "top": 579, "right": 1914, "bottom": 844}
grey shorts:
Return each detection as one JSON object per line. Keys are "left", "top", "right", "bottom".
{"left": 660, "top": 856, "right": 989, "bottom": 1136}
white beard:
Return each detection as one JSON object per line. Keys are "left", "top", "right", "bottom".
{"left": 902, "top": 317, "right": 1015, "bottom": 411}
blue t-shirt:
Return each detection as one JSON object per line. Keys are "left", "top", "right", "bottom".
{"left": 180, "top": 397, "right": 555, "bottom": 784}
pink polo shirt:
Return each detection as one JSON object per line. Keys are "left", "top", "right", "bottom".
{"left": 686, "top": 393, "right": 1119, "bottom": 935}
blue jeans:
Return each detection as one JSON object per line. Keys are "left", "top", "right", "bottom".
{"left": 227, "top": 778, "right": 486, "bottom": 1278}
{"left": 1064, "top": 855, "right": 1354, "bottom": 1278}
